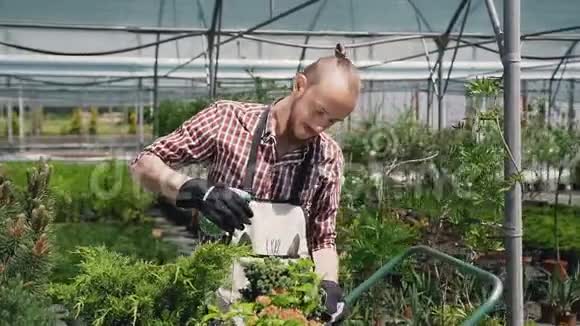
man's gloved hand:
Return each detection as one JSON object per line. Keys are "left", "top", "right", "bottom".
{"left": 175, "top": 178, "right": 253, "bottom": 234}
{"left": 320, "top": 280, "right": 349, "bottom": 325}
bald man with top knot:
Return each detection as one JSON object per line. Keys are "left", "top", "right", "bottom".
{"left": 130, "top": 44, "right": 361, "bottom": 324}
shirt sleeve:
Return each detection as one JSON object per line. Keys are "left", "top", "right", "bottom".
{"left": 130, "top": 101, "right": 222, "bottom": 169}
{"left": 308, "top": 151, "right": 344, "bottom": 252}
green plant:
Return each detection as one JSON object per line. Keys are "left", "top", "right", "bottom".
{"left": 69, "top": 108, "right": 83, "bottom": 135}
{"left": 49, "top": 243, "right": 251, "bottom": 325}
{"left": 89, "top": 106, "right": 98, "bottom": 135}
{"left": 128, "top": 110, "right": 137, "bottom": 134}
{"left": 0, "top": 159, "right": 55, "bottom": 289}
{"left": 336, "top": 209, "right": 418, "bottom": 324}
{"left": 0, "top": 160, "right": 58, "bottom": 325}
{"left": 547, "top": 268, "right": 580, "bottom": 317}
{"left": 0, "top": 278, "right": 57, "bottom": 326}
{"left": 2, "top": 160, "right": 154, "bottom": 224}
{"left": 202, "top": 258, "right": 326, "bottom": 325}
{"left": 50, "top": 222, "right": 178, "bottom": 284}
{"left": 155, "top": 99, "right": 210, "bottom": 136}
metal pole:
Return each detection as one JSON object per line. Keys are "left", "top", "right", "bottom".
{"left": 153, "top": 0, "right": 166, "bottom": 137}
{"left": 6, "top": 99, "right": 13, "bottom": 144}
{"left": 153, "top": 33, "right": 161, "bottom": 137}
{"left": 18, "top": 86, "right": 24, "bottom": 151}
{"left": 138, "top": 78, "right": 144, "bottom": 148}
{"left": 437, "top": 45, "right": 445, "bottom": 130}
{"left": 207, "top": 0, "right": 222, "bottom": 98}
{"left": 503, "top": 0, "right": 524, "bottom": 324}
{"left": 569, "top": 80, "right": 576, "bottom": 131}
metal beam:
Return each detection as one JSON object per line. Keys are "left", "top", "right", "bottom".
{"left": 153, "top": 0, "right": 166, "bottom": 137}
{"left": 568, "top": 79, "right": 576, "bottom": 131}
{"left": 164, "top": 0, "right": 323, "bottom": 78}
{"left": 484, "top": 0, "right": 504, "bottom": 57}
{"left": 296, "top": 0, "right": 329, "bottom": 73}
{"left": 1, "top": 20, "right": 579, "bottom": 40}
{"left": 207, "top": 0, "right": 223, "bottom": 98}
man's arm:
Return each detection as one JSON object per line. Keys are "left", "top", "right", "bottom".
{"left": 129, "top": 102, "right": 222, "bottom": 204}
{"left": 309, "top": 153, "right": 344, "bottom": 283}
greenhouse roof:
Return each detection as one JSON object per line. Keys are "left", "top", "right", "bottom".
{"left": 1, "top": 0, "right": 579, "bottom": 35}
{"left": 1, "top": 0, "right": 580, "bottom": 105}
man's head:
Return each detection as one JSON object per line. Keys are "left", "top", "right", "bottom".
{"left": 287, "top": 43, "right": 361, "bottom": 141}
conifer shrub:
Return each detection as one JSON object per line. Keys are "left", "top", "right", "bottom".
{"left": 0, "top": 159, "right": 58, "bottom": 324}
{"left": 49, "top": 243, "right": 251, "bottom": 325}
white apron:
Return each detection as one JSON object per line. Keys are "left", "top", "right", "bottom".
{"left": 215, "top": 106, "right": 313, "bottom": 312}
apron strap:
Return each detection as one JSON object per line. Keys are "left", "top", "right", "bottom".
{"left": 289, "top": 143, "right": 314, "bottom": 205}
{"left": 242, "top": 105, "right": 314, "bottom": 205}
{"left": 242, "top": 106, "right": 270, "bottom": 195}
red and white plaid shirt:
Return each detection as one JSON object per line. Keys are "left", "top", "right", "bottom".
{"left": 131, "top": 100, "right": 344, "bottom": 252}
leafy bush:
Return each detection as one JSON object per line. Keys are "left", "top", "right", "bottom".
{"left": 49, "top": 243, "right": 251, "bottom": 325}
{"left": 203, "top": 258, "right": 326, "bottom": 325}
{"left": 155, "top": 98, "right": 210, "bottom": 136}
{"left": 50, "top": 222, "right": 178, "bottom": 284}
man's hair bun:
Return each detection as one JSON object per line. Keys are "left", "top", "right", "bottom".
{"left": 334, "top": 43, "right": 347, "bottom": 59}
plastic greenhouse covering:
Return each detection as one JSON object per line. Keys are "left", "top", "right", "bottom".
{"left": 0, "top": 0, "right": 579, "bottom": 121}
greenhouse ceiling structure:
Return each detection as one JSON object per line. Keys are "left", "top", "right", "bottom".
{"left": 0, "top": 0, "right": 579, "bottom": 115}
{"left": 1, "top": 1, "right": 576, "bottom": 324}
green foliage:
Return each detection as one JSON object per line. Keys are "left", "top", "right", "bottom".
{"left": 341, "top": 110, "right": 434, "bottom": 166}
{"left": 0, "top": 159, "right": 55, "bottom": 289}
{"left": 68, "top": 107, "right": 83, "bottom": 135}
{"left": 465, "top": 77, "right": 502, "bottom": 98}
{"left": 336, "top": 209, "right": 418, "bottom": 324}
{"left": 128, "top": 110, "right": 137, "bottom": 134}
{"left": 0, "top": 160, "right": 58, "bottom": 325}
{"left": 89, "top": 106, "right": 98, "bottom": 135}
{"left": 49, "top": 243, "right": 251, "bottom": 325}
{"left": 2, "top": 160, "right": 154, "bottom": 224}
{"left": 523, "top": 206, "right": 580, "bottom": 251}
{"left": 155, "top": 78, "right": 285, "bottom": 137}
{"left": 156, "top": 98, "right": 211, "bottom": 136}
{"left": 0, "top": 278, "right": 57, "bottom": 326}
{"left": 203, "top": 258, "right": 326, "bottom": 325}
{"left": 8, "top": 110, "right": 20, "bottom": 136}
{"left": 339, "top": 210, "right": 418, "bottom": 283}
{"left": 50, "top": 222, "right": 178, "bottom": 284}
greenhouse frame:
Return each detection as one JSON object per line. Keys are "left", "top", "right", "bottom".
{"left": 1, "top": 1, "right": 580, "bottom": 325}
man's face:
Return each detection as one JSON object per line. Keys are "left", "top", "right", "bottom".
{"left": 289, "top": 72, "right": 359, "bottom": 141}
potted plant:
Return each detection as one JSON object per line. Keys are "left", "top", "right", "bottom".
{"left": 542, "top": 269, "right": 580, "bottom": 325}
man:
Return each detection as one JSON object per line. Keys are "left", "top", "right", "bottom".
{"left": 130, "top": 44, "right": 360, "bottom": 323}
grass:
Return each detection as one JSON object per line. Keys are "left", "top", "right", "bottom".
{"left": 50, "top": 222, "right": 178, "bottom": 284}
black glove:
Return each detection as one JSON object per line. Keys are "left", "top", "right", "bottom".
{"left": 320, "top": 280, "right": 349, "bottom": 325}
{"left": 175, "top": 178, "right": 253, "bottom": 234}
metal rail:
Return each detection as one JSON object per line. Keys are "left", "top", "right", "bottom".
{"left": 344, "top": 245, "right": 504, "bottom": 326}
